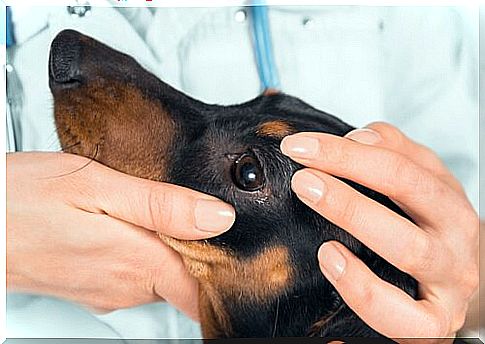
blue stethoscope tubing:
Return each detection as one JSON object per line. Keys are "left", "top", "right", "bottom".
{"left": 249, "top": 3, "right": 281, "bottom": 91}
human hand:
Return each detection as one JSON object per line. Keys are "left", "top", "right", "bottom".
{"left": 7, "top": 152, "right": 235, "bottom": 320}
{"left": 281, "top": 122, "right": 478, "bottom": 341}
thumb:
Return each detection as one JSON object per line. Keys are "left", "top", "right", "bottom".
{"left": 73, "top": 160, "right": 235, "bottom": 240}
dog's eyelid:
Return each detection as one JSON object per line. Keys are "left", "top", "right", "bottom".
{"left": 225, "top": 153, "right": 240, "bottom": 161}
{"left": 225, "top": 148, "right": 260, "bottom": 159}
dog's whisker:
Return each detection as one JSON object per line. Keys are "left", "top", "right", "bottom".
{"left": 48, "top": 30, "right": 419, "bottom": 338}
{"left": 62, "top": 141, "right": 81, "bottom": 152}
{"left": 52, "top": 128, "right": 78, "bottom": 151}
{"left": 40, "top": 143, "right": 99, "bottom": 179}
{"left": 307, "top": 303, "right": 345, "bottom": 337}
{"left": 272, "top": 296, "right": 280, "bottom": 338}
{"left": 56, "top": 135, "right": 78, "bottom": 151}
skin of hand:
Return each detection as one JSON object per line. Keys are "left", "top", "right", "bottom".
{"left": 6, "top": 152, "right": 235, "bottom": 320}
{"left": 281, "top": 122, "right": 479, "bottom": 342}
{"left": 456, "top": 221, "right": 484, "bottom": 338}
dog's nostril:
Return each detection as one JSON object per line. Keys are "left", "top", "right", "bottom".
{"left": 49, "top": 30, "right": 84, "bottom": 87}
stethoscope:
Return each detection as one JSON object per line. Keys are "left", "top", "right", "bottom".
{"left": 5, "top": 2, "right": 279, "bottom": 151}
{"left": 249, "top": 3, "right": 281, "bottom": 91}
{"left": 5, "top": 2, "right": 280, "bottom": 339}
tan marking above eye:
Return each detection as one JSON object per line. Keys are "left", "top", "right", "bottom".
{"left": 256, "top": 120, "right": 294, "bottom": 139}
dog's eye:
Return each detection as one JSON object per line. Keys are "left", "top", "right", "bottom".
{"left": 231, "top": 153, "right": 265, "bottom": 191}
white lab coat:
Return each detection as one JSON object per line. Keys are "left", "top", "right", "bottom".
{"left": 6, "top": 3, "right": 479, "bottom": 339}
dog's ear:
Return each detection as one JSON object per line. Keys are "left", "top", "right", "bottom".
{"left": 262, "top": 88, "right": 280, "bottom": 96}
{"left": 49, "top": 30, "right": 210, "bottom": 181}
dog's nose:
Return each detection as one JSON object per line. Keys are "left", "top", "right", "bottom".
{"left": 49, "top": 30, "right": 83, "bottom": 87}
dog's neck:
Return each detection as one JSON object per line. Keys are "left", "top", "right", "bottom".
{"left": 198, "top": 270, "right": 342, "bottom": 338}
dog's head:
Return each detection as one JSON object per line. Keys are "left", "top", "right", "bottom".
{"left": 49, "top": 30, "right": 416, "bottom": 338}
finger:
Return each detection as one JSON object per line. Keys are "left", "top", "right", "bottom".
{"left": 87, "top": 213, "right": 200, "bottom": 319}
{"left": 150, "top": 242, "right": 200, "bottom": 321}
{"left": 396, "top": 337, "right": 455, "bottom": 344}
{"left": 281, "top": 132, "right": 467, "bottom": 226}
{"left": 345, "top": 122, "right": 464, "bottom": 194}
{"left": 317, "top": 241, "right": 451, "bottom": 339}
{"left": 292, "top": 169, "right": 437, "bottom": 281}
{"left": 69, "top": 159, "right": 235, "bottom": 240}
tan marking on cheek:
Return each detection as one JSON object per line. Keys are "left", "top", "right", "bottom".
{"left": 159, "top": 234, "right": 292, "bottom": 301}
{"left": 221, "top": 245, "right": 291, "bottom": 301}
{"left": 160, "top": 234, "right": 292, "bottom": 337}
{"left": 54, "top": 81, "right": 174, "bottom": 181}
{"left": 159, "top": 235, "right": 232, "bottom": 265}
{"left": 257, "top": 120, "right": 294, "bottom": 139}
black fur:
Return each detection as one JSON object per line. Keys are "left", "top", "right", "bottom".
{"left": 49, "top": 30, "right": 417, "bottom": 339}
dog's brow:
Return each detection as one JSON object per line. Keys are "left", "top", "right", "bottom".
{"left": 256, "top": 120, "right": 294, "bottom": 138}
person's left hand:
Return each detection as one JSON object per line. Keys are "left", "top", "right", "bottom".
{"left": 281, "top": 122, "right": 478, "bottom": 341}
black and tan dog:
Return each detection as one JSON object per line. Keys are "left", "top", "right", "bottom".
{"left": 49, "top": 29, "right": 417, "bottom": 339}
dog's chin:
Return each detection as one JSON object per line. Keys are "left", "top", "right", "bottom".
{"left": 159, "top": 234, "right": 293, "bottom": 301}
{"left": 158, "top": 234, "right": 229, "bottom": 264}
{"left": 157, "top": 234, "right": 230, "bottom": 281}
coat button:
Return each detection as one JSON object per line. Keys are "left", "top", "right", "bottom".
{"left": 67, "top": 1, "right": 91, "bottom": 17}
{"left": 302, "top": 17, "right": 314, "bottom": 28}
{"left": 234, "top": 9, "right": 247, "bottom": 23}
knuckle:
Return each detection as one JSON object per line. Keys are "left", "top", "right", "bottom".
{"left": 115, "top": 263, "right": 143, "bottom": 284}
{"left": 414, "top": 164, "right": 451, "bottom": 200}
{"left": 333, "top": 195, "right": 363, "bottom": 229}
{"left": 393, "top": 156, "right": 445, "bottom": 199}
{"left": 351, "top": 282, "right": 376, "bottom": 311}
{"left": 369, "top": 121, "right": 405, "bottom": 145}
{"left": 147, "top": 184, "right": 173, "bottom": 232}
{"left": 403, "top": 232, "right": 434, "bottom": 274}
{"left": 148, "top": 264, "right": 180, "bottom": 298}
{"left": 381, "top": 152, "right": 412, "bottom": 193}
{"left": 405, "top": 164, "right": 431, "bottom": 195}
{"left": 427, "top": 178, "right": 450, "bottom": 200}
{"left": 322, "top": 140, "right": 353, "bottom": 167}
{"left": 143, "top": 268, "right": 159, "bottom": 296}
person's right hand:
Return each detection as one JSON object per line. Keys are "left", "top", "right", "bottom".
{"left": 6, "top": 152, "right": 235, "bottom": 320}
{"left": 281, "top": 123, "right": 478, "bottom": 341}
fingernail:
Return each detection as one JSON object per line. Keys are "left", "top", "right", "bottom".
{"left": 292, "top": 170, "right": 326, "bottom": 204}
{"left": 194, "top": 200, "right": 235, "bottom": 233}
{"left": 344, "top": 128, "right": 382, "bottom": 145}
{"left": 318, "top": 243, "right": 346, "bottom": 282}
{"left": 281, "top": 135, "right": 319, "bottom": 159}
